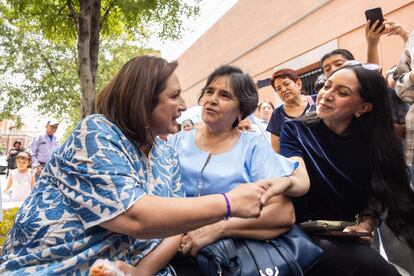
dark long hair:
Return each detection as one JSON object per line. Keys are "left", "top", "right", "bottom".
{"left": 348, "top": 66, "right": 414, "bottom": 248}
{"left": 96, "top": 55, "right": 178, "bottom": 146}
{"left": 305, "top": 65, "right": 414, "bottom": 247}
{"left": 198, "top": 65, "right": 258, "bottom": 128}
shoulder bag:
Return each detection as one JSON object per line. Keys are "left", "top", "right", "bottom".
{"left": 197, "top": 225, "right": 323, "bottom": 276}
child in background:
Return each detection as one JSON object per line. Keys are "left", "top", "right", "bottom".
{"left": 3, "top": 151, "right": 35, "bottom": 202}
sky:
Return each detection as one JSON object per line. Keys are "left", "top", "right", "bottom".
{"left": 148, "top": 0, "right": 238, "bottom": 61}
{"left": 18, "top": 0, "right": 238, "bottom": 138}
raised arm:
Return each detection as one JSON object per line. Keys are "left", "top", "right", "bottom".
{"left": 394, "top": 31, "right": 414, "bottom": 103}
{"left": 366, "top": 18, "right": 410, "bottom": 64}
{"left": 384, "top": 18, "right": 409, "bottom": 42}
{"left": 365, "top": 19, "right": 386, "bottom": 64}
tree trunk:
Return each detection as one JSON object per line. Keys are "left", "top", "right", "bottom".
{"left": 78, "top": 0, "right": 101, "bottom": 117}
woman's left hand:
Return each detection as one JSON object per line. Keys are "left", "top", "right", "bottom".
{"left": 343, "top": 223, "right": 374, "bottom": 245}
{"left": 180, "top": 224, "right": 221, "bottom": 256}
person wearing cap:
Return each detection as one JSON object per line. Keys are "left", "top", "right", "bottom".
{"left": 29, "top": 118, "right": 60, "bottom": 178}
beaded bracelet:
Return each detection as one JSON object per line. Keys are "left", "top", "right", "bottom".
{"left": 221, "top": 193, "right": 231, "bottom": 220}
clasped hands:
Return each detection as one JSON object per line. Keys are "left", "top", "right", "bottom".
{"left": 179, "top": 177, "right": 291, "bottom": 256}
{"left": 222, "top": 176, "right": 291, "bottom": 219}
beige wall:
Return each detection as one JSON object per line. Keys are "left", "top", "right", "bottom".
{"left": 176, "top": 0, "right": 414, "bottom": 107}
{"left": 0, "top": 120, "right": 35, "bottom": 154}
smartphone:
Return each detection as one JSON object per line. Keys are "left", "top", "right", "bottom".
{"left": 299, "top": 220, "right": 356, "bottom": 232}
{"left": 365, "top": 7, "right": 384, "bottom": 32}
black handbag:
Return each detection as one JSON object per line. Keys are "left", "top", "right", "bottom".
{"left": 197, "top": 225, "right": 323, "bottom": 276}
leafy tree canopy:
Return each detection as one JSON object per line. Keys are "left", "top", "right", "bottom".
{"left": 0, "top": 0, "right": 199, "bottom": 131}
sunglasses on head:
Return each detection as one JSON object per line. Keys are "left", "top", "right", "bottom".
{"left": 343, "top": 60, "right": 382, "bottom": 72}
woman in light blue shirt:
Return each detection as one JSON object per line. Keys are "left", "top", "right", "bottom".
{"left": 169, "top": 65, "right": 310, "bottom": 258}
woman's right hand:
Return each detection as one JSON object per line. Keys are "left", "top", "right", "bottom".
{"left": 226, "top": 183, "right": 267, "bottom": 218}
{"left": 343, "top": 223, "right": 374, "bottom": 245}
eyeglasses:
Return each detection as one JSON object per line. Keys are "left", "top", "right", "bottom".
{"left": 343, "top": 60, "right": 382, "bottom": 72}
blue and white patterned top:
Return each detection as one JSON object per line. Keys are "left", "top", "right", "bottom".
{"left": 0, "top": 114, "right": 184, "bottom": 276}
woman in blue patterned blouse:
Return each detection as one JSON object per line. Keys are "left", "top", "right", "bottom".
{"left": 0, "top": 56, "right": 273, "bottom": 276}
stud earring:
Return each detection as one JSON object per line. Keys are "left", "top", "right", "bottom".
{"left": 354, "top": 113, "right": 361, "bottom": 118}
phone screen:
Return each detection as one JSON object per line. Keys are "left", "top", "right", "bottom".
{"left": 365, "top": 7, "right": 384, "bottom": 31}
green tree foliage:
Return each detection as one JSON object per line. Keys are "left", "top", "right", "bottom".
{"left": 0, "top": 207, "right": 18, "bottom": 247}
{"left": 61, "top": 40, "right": 160, "bottom": 141}
{"left": 0, "top": 0, "right": 199, "bottom": 126}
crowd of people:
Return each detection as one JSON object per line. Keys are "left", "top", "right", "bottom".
{"left": 0, "top": 15, "right": 413, "bottom": 276}
{"left": 2, "top": 119, "right": 59, "bottom": 203}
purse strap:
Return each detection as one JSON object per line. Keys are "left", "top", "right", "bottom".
{"left": 271, "top": 239, "right": 304, "bottom": 276}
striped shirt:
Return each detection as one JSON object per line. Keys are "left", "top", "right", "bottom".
{"left": 395, "top": 31, "right": 414, "bottom": 166}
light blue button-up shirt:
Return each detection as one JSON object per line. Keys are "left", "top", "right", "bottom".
{"left": 29, "top": 133, "right": 59, "bottom": 168}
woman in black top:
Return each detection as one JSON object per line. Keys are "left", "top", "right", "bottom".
{"left": 277, "top": 63, "right": 414, "bottom": 275}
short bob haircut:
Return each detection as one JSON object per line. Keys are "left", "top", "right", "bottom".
{"left": 96, "top": 55, "right": 178, "bottom": 145}
{"left": 198, "top": 65, "right": 258, "bottom": 128}
{"left": 320, "top": 48, "right": 355, "bottom": 70}
{"left": 270, "top": 68, "right": 301, "bottom": 90}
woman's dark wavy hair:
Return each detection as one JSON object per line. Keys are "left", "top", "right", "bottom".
{"left": 96, "top": 55, "right": 178, "bottom": 146}
{"left": 198, "top": 65, "right": 258, "bottom": 128}
{"left": 305, "top": 65, "right": 414, "bottom": 248}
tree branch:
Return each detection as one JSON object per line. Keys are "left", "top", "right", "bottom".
{"left": 102, "top": 0, "right": 115, "bottom": 22}
{"left": 33, "top": 40, "right": 71, "bottom": 95}
{"left": 66, "top": 0, "right": 79, "bottom": 23}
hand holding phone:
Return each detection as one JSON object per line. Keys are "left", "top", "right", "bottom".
{"left": 365, "top": 7, "right": 384, "bottom": 32}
